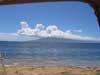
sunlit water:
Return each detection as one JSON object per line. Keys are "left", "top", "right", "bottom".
{"left": 0, "top": 41, "right": 100, "bottom": 66}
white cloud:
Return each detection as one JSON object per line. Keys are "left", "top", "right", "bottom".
{"left": 0, "top": 21, "right": 100, "bottom": 42}
{"left": 66, "top": 29, "right": 82, "bottom": 33}
{"left": 0, "top": 33, "right": 39, "bottom": 41}
{"left": 46, "top": 25, "right": 58, "bottom": 33}
{"left": 35, "top": 24, "right": 45, "bottom": 30}
{"left": 20, "top": 21, "right": 29, "bottom": 29}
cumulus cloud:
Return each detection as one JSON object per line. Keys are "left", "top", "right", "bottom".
{"left": 16, "top": 21, "right": 100, "bottom": 42}
{"left": 20, "top": 21, "right": 29, "bottom": 29}
{"left": 0, "top": 21, "right": 100, "bottom": 42}
{"left": 35, "top": 24, "right": 45, "bottom": 30}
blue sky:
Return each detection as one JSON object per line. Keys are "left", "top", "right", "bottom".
{"left": 0, "top": 2, "right": 100, "bottom": 41}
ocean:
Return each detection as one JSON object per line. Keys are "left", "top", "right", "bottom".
{"left": 0, "top": 41, "right": 100, "bottom": 66}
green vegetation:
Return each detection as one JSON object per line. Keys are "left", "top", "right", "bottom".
{"left": 60, "top": 71, "right": 71, "bottom": 75}
{"left": 0, "top": 70, "right": 4, "bottom": 75}
{"left": 95, "top": 70, "right": 100, "bottom": 75}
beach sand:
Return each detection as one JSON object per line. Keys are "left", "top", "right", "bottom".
{"left": 0, "top": 65, "right": 100, "bottom": 75}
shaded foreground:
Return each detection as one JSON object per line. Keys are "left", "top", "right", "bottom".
{"left": 0, "top": 65, "right": 100, "bottom": 75}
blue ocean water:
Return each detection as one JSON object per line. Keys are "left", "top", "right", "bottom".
{"left": 0, "top": 41, "right": 100, "bottom": 66}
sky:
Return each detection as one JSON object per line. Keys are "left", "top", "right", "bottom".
{"left": 0, "top": 1, "right": 100, "bottom": 41}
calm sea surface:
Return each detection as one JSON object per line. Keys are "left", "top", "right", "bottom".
{"left": 0, "top": 41, "right": 100, "bottom": 66}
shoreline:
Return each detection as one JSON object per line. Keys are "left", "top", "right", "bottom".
{"left": 2, "top": 62, "right": 100, "bottom": 67}
{"left": 3, "top": 63, "right": 100, "bottom": 68}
